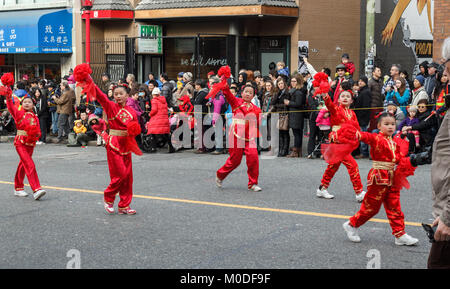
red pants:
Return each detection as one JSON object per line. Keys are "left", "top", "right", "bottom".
{"left": 14, "top": 144, "right": 41, "bottom": 192}
{"left": 104, "top": 147, "right": 133, "bottom": 209}
{"left": 349, "top": 184, "right": 405, "bottom": 237}
{"left": 217, "top": 138, "right": 259, "bottom": 189}
{"left": 321, "top": 154, "right": 363, "bottom": 194}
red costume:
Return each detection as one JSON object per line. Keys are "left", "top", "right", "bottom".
{"left": 93, "top": 85, "right": 141, "bottom": 210}
{"left": 74, "top": 64, "right": 142, "bottom": 213}
{"left": 349, "top": 132, "right": 416, "bottom": 237}
{"left": 213, "top": 67, "right": 261, "bottom": 189}
{"left": 320, "top": 93, "right": 364, "bottom": 194}
{"left": 2, "top": 87, "right": 42, "bottom": 193}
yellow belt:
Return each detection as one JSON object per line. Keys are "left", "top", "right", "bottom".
{"left": 332, "top": 125, "right": 341, "bottom": 132}
{"left": 372, "top": 161, "right": 395, "bottom": 171}
{"left": 16, "top": 130, "right": 28, "bottom": 136}
{"left": 109, "top": 129, "right": 128, "bottom": 137}
{"left": 232, "top": 119, "right": 248, "bottom": 125}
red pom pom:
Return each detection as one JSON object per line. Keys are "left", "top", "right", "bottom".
{"left": 319, "top": 81, "right": 330, "bottom": 94}
{"left": 1, "top": 73, "right": 15, "bottom": 87}
{"left": 24, "top": 122, "right": 41, "bottom": 144}
{"left": 0, "top": 86, "right": 12, "bottom": 97}
{"left": 218, "top": 66, "right": 231, "bottom": 79}
{"left": 73, "top": 64, "right": 92, "bottom": 83}
{"left": 127, "top": 121, "right": 141, "bottom": 137}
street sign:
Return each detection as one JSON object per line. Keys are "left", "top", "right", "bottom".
{"left": 137, "top": 24, "right": 162, "bottom": 54}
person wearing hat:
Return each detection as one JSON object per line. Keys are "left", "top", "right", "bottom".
{"left": 46, "top": 81, "right": 59, "bottom": 136}
{"left": 100, "top": 72, "right": 111, "bottom": 95}
{"left": 331, "top": 63, "right": 353, "bottom": 105}
{"left": 411, "top": 74, "right": 428, "bottom": 107}
{"left": 424, "top": 62, "right": 440, "bottom": 97}
{"left": 0, "top": 74, "right": 47, "bottom": 200}
{"left": 385, "top": 100, "right": 405, "bottom": 128}
{"left": 341, "top": 53, "right": 355, "bottom": 76}
{"left": 146, "top": 87, "right": 175, "bottom": 153}
{"left": 175, "top": 72, "right": 195, "bottom": 105}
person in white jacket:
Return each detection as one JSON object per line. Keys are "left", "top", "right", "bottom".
{"left": 410, "top": 75, "right": 429, "bottom": 107}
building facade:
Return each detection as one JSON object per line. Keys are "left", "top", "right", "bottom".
{"left": 0, "top": 0, "right": 80, "bottom": 82}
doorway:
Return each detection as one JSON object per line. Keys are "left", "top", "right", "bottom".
{"left": 260, "top": 52, "right": 285, "bottom": 76}
{"left": 138, "top": 55, "right": 162, "bottom": 84}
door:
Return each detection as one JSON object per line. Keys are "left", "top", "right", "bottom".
{"left": 138, "top": 55, "right": 162, "bottom": 84}
{"left": 260, "top": 52, "right": 285, "bottom": 76}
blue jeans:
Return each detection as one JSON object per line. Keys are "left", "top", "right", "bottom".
{"left": 360, "top": 125, "right": 369, "bottom": 157}
{"left": 51, "top": 111, "right": 59, "bottom": 134}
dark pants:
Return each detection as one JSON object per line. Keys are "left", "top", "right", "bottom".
{"left": 39, "top": 117, "right": 48, "bottom": 142}
{"left": 307, "top": 117, "right": 320, "bottom": 155}
{"left": 57, "top": 113, "right": 69, "bottom": 139}
{"left": 428, "top": 241, "right": 450, "bottom": 269}
{"left": 291, "top": 128, "right": 303, "bottom": 149}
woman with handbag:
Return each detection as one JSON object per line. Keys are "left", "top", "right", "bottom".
{"left": 284, "top": 74, "right": 307, "bottom": 157}
{"left": 260, "top": 80, "right": 276, "bottom": 152}
{"left": 273, "top": 77, "right": 290, "bottom": 157}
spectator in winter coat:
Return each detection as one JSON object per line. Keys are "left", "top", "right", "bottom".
{"left": 192, "top": 79, "right": 210, "bottom": 154}
{"left": 208, "top": 77, "right": 227, "bottom": 155}
{"left": 384, "top": 77, "right": 410, "bottom": 116}
{"left": 146, "top": 88, "right": 174, "bottom": 153}
{"left": 341, "top": 53, "right": 356, "bottom": 77}
{"left": 331, "top": 64, "right": 353, "bottom": 104}
{"left": 368, "top": 66, "right": 384, "bottom": 131}
{"left": 160, "top": 73, "right": 174, "bottom": 108}
{"left": 424, "top": 62, "right": 439, "bottom": 98}
{"left": 33, "top": 88, "right": 48, "bottom": 145}
{"left": 284, "top": 74, "right": 306, "bottom": 158}
{"left": 53, "top": 83, "right": 75, "bottom": 143}
{"left": 402, "top": 99, "right": 437, "bottom": 151}
{"left": 411, "top": 75, "right": 429, "bottom": 107}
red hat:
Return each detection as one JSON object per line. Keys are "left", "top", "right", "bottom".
{"left": 207, "top": 71, "right": 215, "bottom": 76}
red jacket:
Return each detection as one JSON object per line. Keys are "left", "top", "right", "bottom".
{"left": 147, "top": 96, "right": 170, "bottom": 135}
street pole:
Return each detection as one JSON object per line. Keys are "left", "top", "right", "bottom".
{"left": 81, "top": 0, "right": 93, "bottom": 64}
{"left": 86, "top": 9, "right": 91, "bottom": 64}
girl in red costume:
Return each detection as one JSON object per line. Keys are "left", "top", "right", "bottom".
{"left": 211, "top": 66, "right": 262, "bottom": 191}
{"left": 316, "top": 76, "right": 366, "bottom": 202}
{"left": 74, "top": 64, "right": 142, "bottom": 215}
{"left": 0, "top": 73, "right": 46, "bottom": 200}
{"left": 342, "top": 112, "right": 419, "bottom": 245}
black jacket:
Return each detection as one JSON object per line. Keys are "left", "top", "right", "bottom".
{"left": 354, "top": 85, "right": 372, "bottom": 127}
{"left": 35, "top": 95, "right": 49, "bottom": 119}
{"left": 287, "top": 87, "right": 306, "bottom": 129}
{"left": 411, "top": 110, "right": 438, "bottom": 146}
{"left": 193, "top": 88, "right": 209, "bottom": 115}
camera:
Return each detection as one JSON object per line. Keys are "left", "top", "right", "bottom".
{"left": 410, "top": 146, "right": 432, "bottom": 166}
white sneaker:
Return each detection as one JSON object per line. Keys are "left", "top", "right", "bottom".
{"left": 249, "top": 185, "right": 262, "bottom": 192}
{"left": 215, "top": 176, "right": 223, "bottom": 188}
{"left": 104, "top": 202, "right": 115, "bottom": 214}
{"left": 356, "top": 191, "right": 366, "bottom": 203}
{"left": 33, "top": 189, "right": 46, "bottom": 200}
{"left": 36, "top": 141, "right": 43, "bottom": 145}
{"left": 395, "top": 233, "right": 419, "bottom": 246}
{"left": 316, "top": 188, "right": 335, "bottom": 199}
{"left": 343, "top": 221, "right": 361, "bottom": 243}
{"left": 14, "top": 190, "right": 28, "bottom": 197}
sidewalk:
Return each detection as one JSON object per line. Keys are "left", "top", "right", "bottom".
{"left": 0, "top": 135, "right": 98, "bottom": 146}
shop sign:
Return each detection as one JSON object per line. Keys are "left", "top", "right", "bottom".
{"left": 414, "top": 40, "right": 433, "bottom": 58}
{"left": 0, "top": 9, "right": 72, "bottom": 54}
{"left": 180, "top": 54, "right": 227, "bottom": 67}
{"left": 137, "top": 24, "right": 162, "bottom": 54}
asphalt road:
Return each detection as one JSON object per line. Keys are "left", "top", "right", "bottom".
{"left": 0, "top": 143, "right": 434, "bottom": 269}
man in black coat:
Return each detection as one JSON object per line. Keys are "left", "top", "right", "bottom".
{"left": 353, "top": 76, "right": 372, "bottom": 158}
{"left": 193, "top": 79, "right": 210, "bottom": 153}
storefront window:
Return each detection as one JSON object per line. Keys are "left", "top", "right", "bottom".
{"left": 16, "top": 63, "right": 60, "bottom": 82}
{"left": 164, "top": 37, "right": 228, "bottom": 80}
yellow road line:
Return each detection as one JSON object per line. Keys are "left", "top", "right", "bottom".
{"left": 0, "top": 180, "right": 422, "bottom": 227}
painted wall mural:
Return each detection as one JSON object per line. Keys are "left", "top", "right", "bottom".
{"left": 378, "top": 0, "right": 434, "bottom": 75}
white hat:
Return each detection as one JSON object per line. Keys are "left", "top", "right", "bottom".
{"left": 152, "top": 88, "right": 161, "bottom": 95}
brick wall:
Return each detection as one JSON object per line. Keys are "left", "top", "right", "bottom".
{"left": 297, "top": 0, "right": 361, "bottom": 78}
{"left": 433, "top": 0, "right": 450, "bottom": 60}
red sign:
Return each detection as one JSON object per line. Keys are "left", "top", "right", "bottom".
{"left": 82, "top": 10, "right": 134, "bottom": 19}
